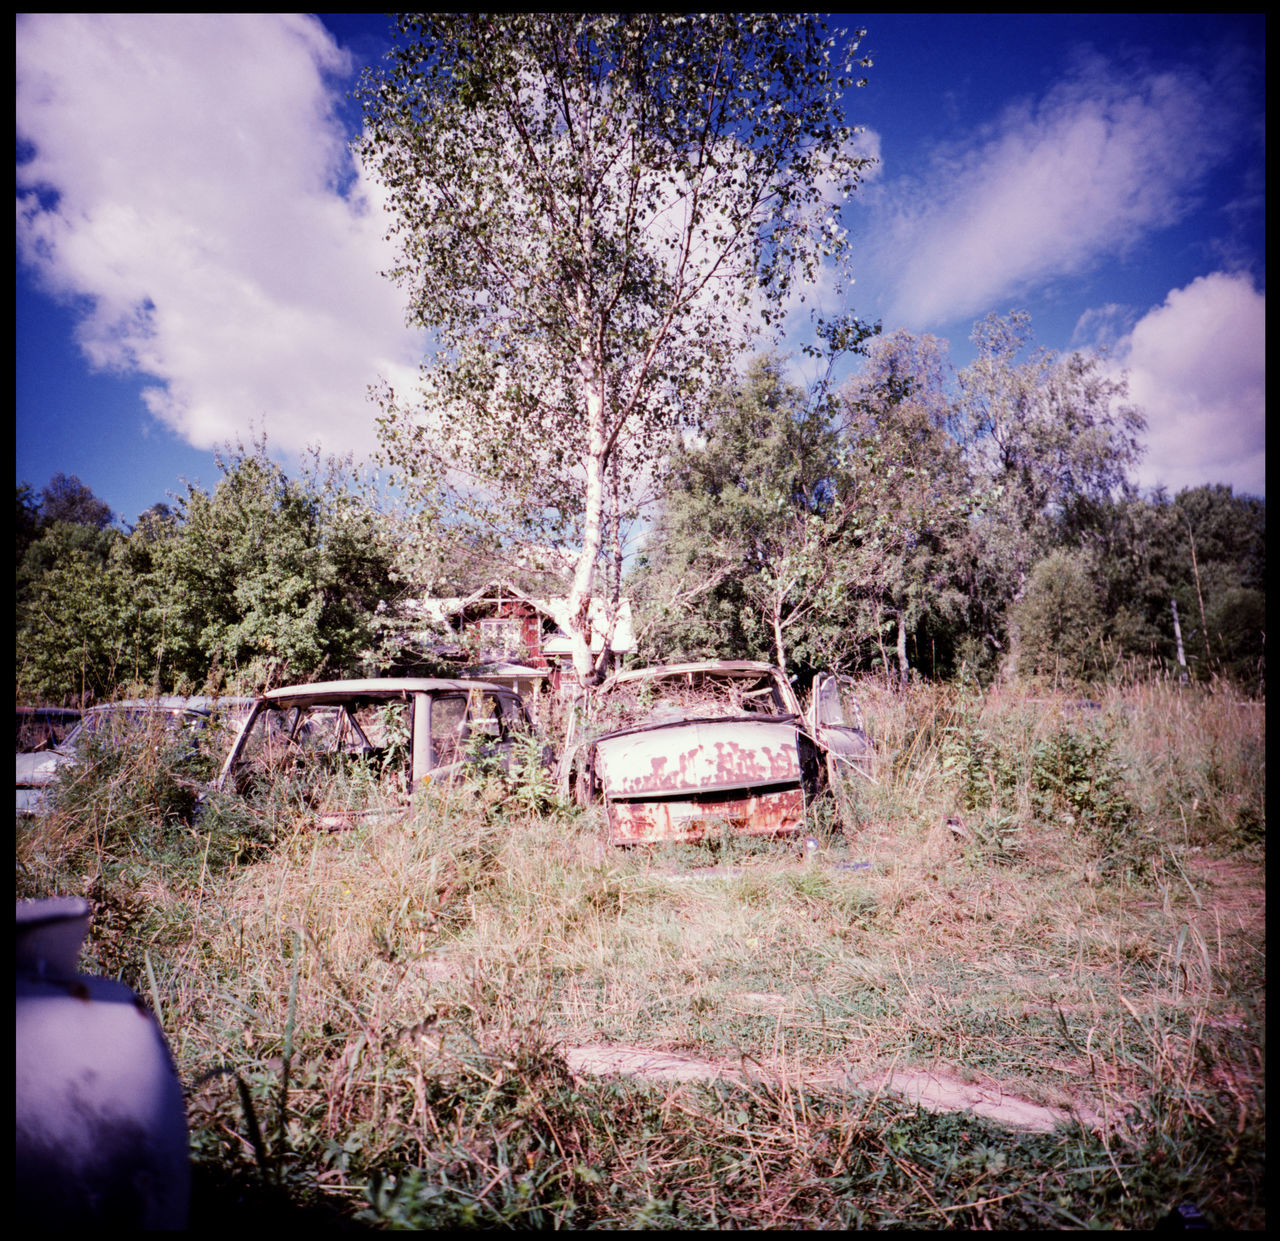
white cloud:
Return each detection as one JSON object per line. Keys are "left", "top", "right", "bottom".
{"left": 878, "top": 58, "right": 1231, "bottom": 330}
{"left": 1109, "top": 273, "right": 1264, "bottom": 498}
{"left": 16, "top": 13, "right": 424, "bottom": 459}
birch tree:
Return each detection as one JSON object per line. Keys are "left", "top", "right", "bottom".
{"left": 357, "top": 13, "right": 873, "bottom": 682}
{"left": 954, "top": 311, "right": 1146, "bottom": 679}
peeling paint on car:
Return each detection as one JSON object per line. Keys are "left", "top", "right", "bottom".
{"left": 569, "top": 661, "right": 870, "bottom": 846}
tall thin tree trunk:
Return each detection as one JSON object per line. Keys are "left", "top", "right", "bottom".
{"left": 592, "top": 452, "right": 625, "bottom": 681}
{"left": 772, "top": 600, "right": 787, "bottom": 672}
{"left": 1186, "top": 519, "right": 1212, "bottom": 665}
{"left": 1171, "top": 598, "right": 1189, "bottom": 685}
{"left": 875, "top": 607, "right": 890, "bottom": 689}
{"left": 1003, "top": 573, "right": 1027, "bottom": 685}
{"left": 895, "top": 608, "right": 909, "bottom": 690}
{"left": 568, "top": 347, "right": 607, "bottom": 686}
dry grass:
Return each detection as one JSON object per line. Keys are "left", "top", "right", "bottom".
{"left": 17, "top": 678, "right": 1265, "bottom": 1227}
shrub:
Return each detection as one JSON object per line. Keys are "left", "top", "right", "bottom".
{"left": 1028, "top": 724, "right": 1151, "bottom": 879}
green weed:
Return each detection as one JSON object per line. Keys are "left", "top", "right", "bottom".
{"left": 16, "top": 680, "right": 1265, "bottom": 1228}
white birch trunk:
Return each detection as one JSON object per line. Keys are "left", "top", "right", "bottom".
{"left": 568, "top": 346, "right": 606, "bottom": 686}
{"left": 771, "top": 600, "right": 787, "bottom": 673}
{"left": 895, "top": 608, "right": 909, "bottom": 690}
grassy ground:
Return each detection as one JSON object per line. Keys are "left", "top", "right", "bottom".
{"left": 17, "top": 677, "right": 1265, "bottom": 1228}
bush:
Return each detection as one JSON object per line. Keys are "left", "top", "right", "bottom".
{"left": 940, "top": 705, "right": 1151, "bottom": 877}
{"left": 1014, "top": 548, "right": 1106, "bottom": 686}
{"left": 47, "top": 719, "right": 211, "bottom": 853}
{"left": 1028, "top": 724, "right": 1151, "bottom": 879}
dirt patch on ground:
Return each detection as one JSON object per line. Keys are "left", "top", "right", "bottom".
{"left": 855, "top": 1068, "right": 1106, "bottom": 1133}
{"left": 1181, "top": 855, "right": 1265, "bottom": 934}
{"left": 562, "top": 1044, "right": 1105, "bottom": 1134}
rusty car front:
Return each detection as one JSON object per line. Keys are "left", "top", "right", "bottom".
{"left": 565, "top": 660, "right": 870, "bottom": 846}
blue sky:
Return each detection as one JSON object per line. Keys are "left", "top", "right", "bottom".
{"left": 16, "top": 13, "right": 1265, "bottom": 530}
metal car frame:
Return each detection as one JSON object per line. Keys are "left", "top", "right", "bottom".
{"left": 213, "top": 678, "right": 539, "bottom": 822}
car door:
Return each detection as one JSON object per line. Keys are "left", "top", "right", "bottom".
{"left": 464, "top": 688, "right": 524, "bottom": 769}
{"left": 809, "top": 673, "right": 874, "bottom": 781}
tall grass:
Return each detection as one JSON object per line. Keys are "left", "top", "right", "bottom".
{"left": 16, "top": 678, "right": 1264, "bottom": 1228}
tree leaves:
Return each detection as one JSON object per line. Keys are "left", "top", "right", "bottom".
{"left": 358, "top": 14, "right": 873, "bottom": 678}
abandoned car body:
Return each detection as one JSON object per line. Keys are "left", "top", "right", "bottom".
{"left": 15, "top": 697, "right": 229, "bottom": 816}
{"left": 566, "top": 661, "right": 871, "bottom": 846}
{"left": 214, "top": 678, "right": 540, "bottom": 824}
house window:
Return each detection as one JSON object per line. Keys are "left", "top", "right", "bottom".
{"left": 478, "top": 617, "right": 523, "bottom": 658}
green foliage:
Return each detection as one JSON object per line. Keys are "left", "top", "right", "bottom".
{"left": 38, "top": 471, "right": 116, "bottom": 529}
{"left": 460, "top": 726, "right": 562, "bottom": 819}
{"left": 17, "top": 445, "right": 402, "bottom": 702}
{"left": 1027, "top": 725, "right": 1146, "bottom": 874}
{"left": 146, "top": 441, "right": 397, "bottom": 690}
{"left": 836, "top": 329, "right": 974, "bottom": 683}
{"left": 17, "top": 448, "right": 402, "bottom": 702}
{"left": 16, "top": 481, "right": 41, "bottom": 564}
{"left": 951, "top": 313, "right": 1148, "bottom": 680}
{"left": 1014, "top": 548, "right": 1108, "bottom": 686}
{"left": 17, "top": 717, "right": 274, "bottom": 911}
{"left": 941, "top": 706, "right": 1148, "bottom": 875}
{"left": 52, "top": 718, "right": 212, "bottom": 833}
{"left": 1082, "top": 484, "right": 1266, "bottom": 688}
{"left": 16, "top": 520, "right": 137, "bottom": 704}
{"left": 634, "top": 355, "right": 890, "bottom": 674}
{"left": 636, "top": 308, "right": 1169, "bottom": 688}
{"left": 361, "top": 14, "right": 875, "bottom": 677}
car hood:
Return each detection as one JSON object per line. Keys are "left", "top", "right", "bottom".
{"left": 593, "top": 714, "right": 804, "bottom": 799}
{"left": 16, "top": 750, "right": 70, "bottom": 789}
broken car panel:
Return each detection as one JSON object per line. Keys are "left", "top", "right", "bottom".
{"left": 809, "top": 672, "right": 876, "bottom": 782}
{"left": 566, "top": 661, "right": 871, "bottom": 846}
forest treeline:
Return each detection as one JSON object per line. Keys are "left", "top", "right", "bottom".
{"left": 632, "top": 318, "right": 1264, "bottom": 692}
{"left": 16, "top": 318, "right": 1265, "bottom": 707}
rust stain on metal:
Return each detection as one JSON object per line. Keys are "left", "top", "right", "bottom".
{"left": 607, "top": 785, "right": 805, "bottom": 845}
{"left": 712, "top": 739, "right": 800, "bottom": 784}
{"left": 582, "top": 661, "right": 872, "bottom": 849}
{"left": 597, "top": 718, "right": 802, "bottom": 800}
{"left": 613, "top": 741, "right": 798, "bottom": 797}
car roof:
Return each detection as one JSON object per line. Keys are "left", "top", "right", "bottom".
{"left": 257, "top": 677, "right": 517, "bottom": 708}
{"left": 603, "top": 660, "right": 785, "bottom": 688}
{"left": 84, "top": 697, "right": 213, "bottom": 714}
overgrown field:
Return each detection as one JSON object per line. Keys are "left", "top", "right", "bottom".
{"left": 17, "top": 678, "right": 1265, "bottom": 1228}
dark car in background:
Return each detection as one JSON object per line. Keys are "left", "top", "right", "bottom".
{"left": 16, "top": 706, "right": 82, "bottom": 753}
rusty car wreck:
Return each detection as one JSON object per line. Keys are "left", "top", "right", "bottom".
{"left": 562, "top": 660, "right": 872, "bottom": 846}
